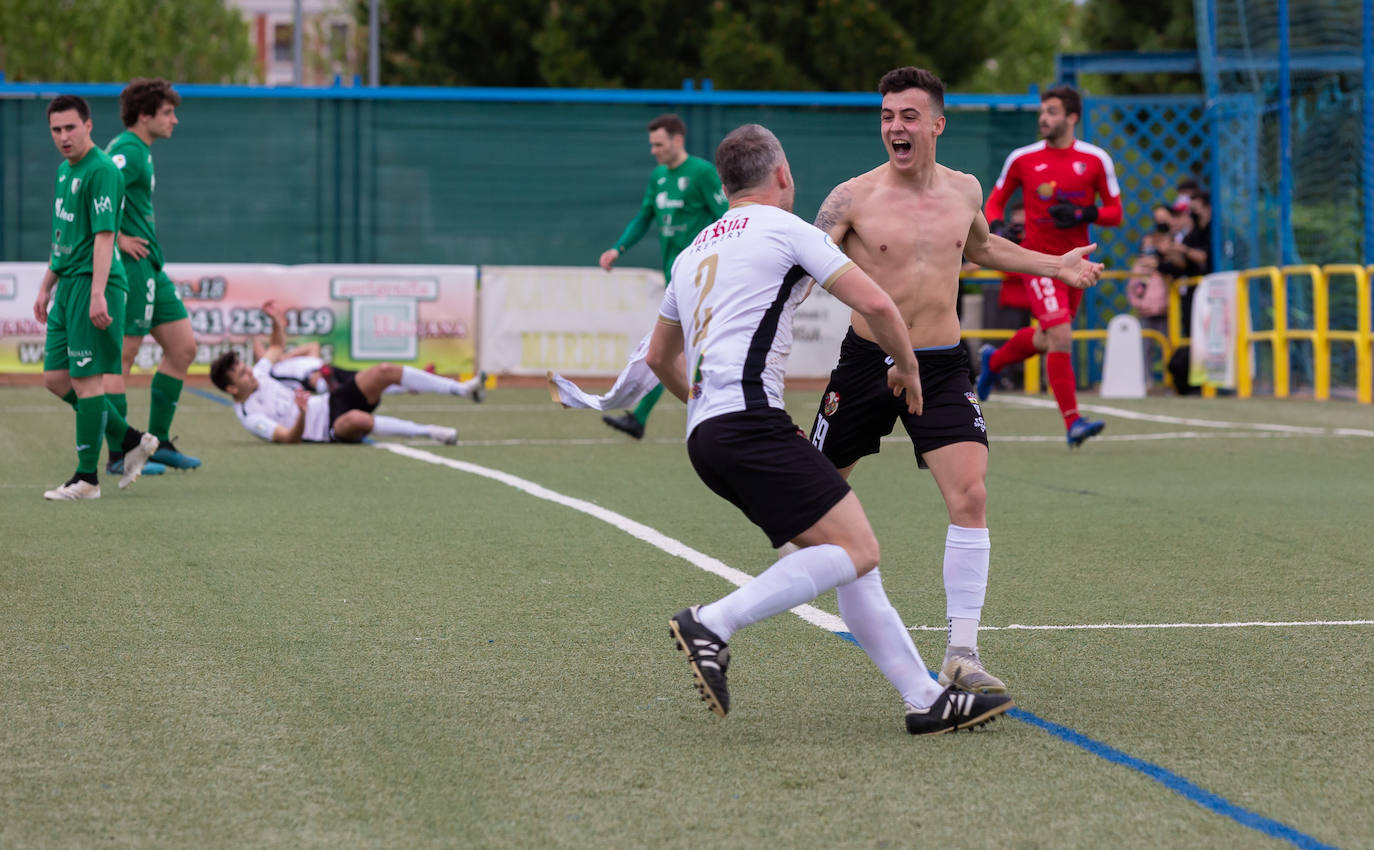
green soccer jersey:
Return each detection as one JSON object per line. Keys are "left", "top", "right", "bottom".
{"left": 614, "top": 155, "right": 728, "bottom": 282}
{"left": 106, "top": 130, "right": 162, "bottom": 269}
{"left": 49, "top": 146, "right": 127, "bottom": 290}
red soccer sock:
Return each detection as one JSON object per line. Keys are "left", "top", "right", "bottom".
{"left": 989, "top": 327, "right": 1040, "bottom": 373}
{"left": 1047, "top": 351, "right": 1079, "bottom": 429}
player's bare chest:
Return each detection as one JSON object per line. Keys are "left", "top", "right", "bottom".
{"left": 850, "top": 192, "right": 972, "bottom": 256}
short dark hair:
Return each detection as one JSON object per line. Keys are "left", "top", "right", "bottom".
{"left": 46, "top": 95, "right": 90, "bottom": 122}
{"left": 1176, "top": 177, "right": 1201, "bottom": 193}
{"left": 210, "top": 351, "right": 239, "bottom": 392}
{"left": 1042, "top": 85, "right": 1082, "bottom": 118}
{"left": 120, "top": 78, "right": 181, "bottom": 128}
{"left": 715, "top": 124, "right": 783, "bottom": 195}
{"left": 1190, "top": 190, "right": 1211, "bottom": 207}
{"left": 647, "top": 113, "right": 686, "bottom": 137}
{"left": 878, "top": 67, "right": 945, "bottom": 113}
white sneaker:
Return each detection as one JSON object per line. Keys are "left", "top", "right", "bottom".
{"left": 43, "top": 478, "right": 101, "bottom": 500}
{"left": 429, "top": 426, "right": 458, "bottom": 445}
{"left": 119, "top": 432, "right": 161, "bottom": 489}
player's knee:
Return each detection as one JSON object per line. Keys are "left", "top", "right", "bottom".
{"left": 42, "top": 372, "right": 69, "bottom": 396}
{"left": 947, "top": 480, "right": 988, "bottom": 525}
{"left": 1046, "top": 325, "right": 1073, "bottom": 351}
{"left": 166, "top": 337, "right": 196, "bottom": 370}
{"left": 333, "top": 410, "right": 373, "bottom": 442}
{"left": 845, "top": 533, "right": 881, "bottom": 576}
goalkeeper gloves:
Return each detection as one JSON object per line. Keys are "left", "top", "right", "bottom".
{"left": 1048, "top": 202, "right": 1099, "bottom": 228}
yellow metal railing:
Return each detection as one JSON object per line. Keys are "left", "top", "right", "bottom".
{"left": 961, "top": 264, "right": 1371, "bottom": 403}
{"left": 1322, "top": 265, "right": 1373, "bottom": 404}
{"left": 1233, "top": 264, "right": 1372, "bottom": 403}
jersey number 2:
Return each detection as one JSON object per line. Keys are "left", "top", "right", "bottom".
{"left": 690, "top": 254, "right": 718, "bottom": 346}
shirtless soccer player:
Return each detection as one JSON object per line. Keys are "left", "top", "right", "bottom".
{"left": 807, "top": 67, "right": 1103, "bottom": 694}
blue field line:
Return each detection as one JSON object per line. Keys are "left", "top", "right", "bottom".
{"left": 189, "top": 386, "right": 229, "bottom": 406}
{"left": 834, "top": 631, "right": 1337, "bottom": 850}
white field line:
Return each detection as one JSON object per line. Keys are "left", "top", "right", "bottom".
{"left": 373, "top": 442, "right": 848, "bottom": 633}
{"left": 373, "top": 443, "right": 1371, "bottom": 635}
{"left": 995, "top": 395, "right": 1374, "bottom": 436}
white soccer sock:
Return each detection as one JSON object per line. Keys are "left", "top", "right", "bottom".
{"left": 837, "top": 568, "right": 945, "bottom": 708}
{"left": 698, "top": 544, "right": 857, "bottom": 642}
{"left": 369, "top": 415, "right": 434, "bottom": 437}
{"left": 399, "top": 365, "right": 471, "bottom": 396}
{"left": 944, "top": 524, "right": 991, "bottom": 650}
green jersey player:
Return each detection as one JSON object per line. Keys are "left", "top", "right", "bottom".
{"left": 33, "top": 95, "right": 160, "bottom": 500}
{"left": 104, "top": 77, "right": 200, "bottom": 472}
{"left": 598, "top": 113, "right": 727, "bottom": 439}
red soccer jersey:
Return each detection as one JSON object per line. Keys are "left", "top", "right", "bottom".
{"left": 985, "top": 139, "right": 1122, "bottom": 257}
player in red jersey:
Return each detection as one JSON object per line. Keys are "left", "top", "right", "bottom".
{"left": 977, "top": 85, "right": 1122, "bottom": 447}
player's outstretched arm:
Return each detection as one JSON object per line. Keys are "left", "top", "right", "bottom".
{"left": 645, "top": 318, "right": 690, "bottom": 403}
{"left": 963, "top": 211, "right": 1103, "bottom": 288}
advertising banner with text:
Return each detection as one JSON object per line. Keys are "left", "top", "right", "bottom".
{"left": 0, "top": 263, "right": 478, "bottom": 375}
{"left": 478, "top": 265, "right": 851, "bottom": 378}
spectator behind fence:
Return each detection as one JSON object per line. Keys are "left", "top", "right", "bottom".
{"left": 1126, "top": 253, "right": 1169, "bottom": 382}
{"left": 1163, "top": 191, "right": 1213, "bottom": 395}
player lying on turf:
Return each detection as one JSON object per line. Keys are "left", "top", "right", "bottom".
{"left": 251, "top": 340, "right": 430, "bottom": 399}
{"left": 209, "top": 300, "right": 485, "bottom": 445}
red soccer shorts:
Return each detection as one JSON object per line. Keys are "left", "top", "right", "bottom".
{"left": 999, "top": 273, "right": 1081, "bottom": 329}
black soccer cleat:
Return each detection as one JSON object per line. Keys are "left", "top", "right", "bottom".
{"left": 904, "top": 687, "right": 1014, "bottom": 736}
{"left": 602, "top": 411, "right": 645, "bottom": 440}
{"left": 669, "top": 605, "right": 731, "bottom": 717}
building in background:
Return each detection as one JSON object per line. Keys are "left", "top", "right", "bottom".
{"left": 227, "top": 0, "right": 361, "bottom": 85}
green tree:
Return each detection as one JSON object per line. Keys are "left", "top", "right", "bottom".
{"left": 1076, "top": 0, "right": 1200, "bottom": 94}
{"left": 0, "top": 0, "right": 253, "bottom": 83}
{"left": 364, "top": 0, "right": 1079, "bottom": 93}
{"left": 373, "top": 0, "right": 546, "bottom": 86}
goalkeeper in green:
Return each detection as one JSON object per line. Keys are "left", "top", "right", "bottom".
{"left": 597, "top": 114, "right": 727, "bottom": 439}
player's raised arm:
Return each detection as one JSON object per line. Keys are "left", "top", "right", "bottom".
{"left": 260, "top": 299, "right": 288, "bottom": 362}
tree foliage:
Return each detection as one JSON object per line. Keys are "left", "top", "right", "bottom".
{"left": 1076, "top": 0, "right": 1200, "bottom": 94}
{"left": 0, "top": 0, "right": 254, "bottom": 83}
{"left": 366, "top": 0, "right": 1078, "bottom": 93}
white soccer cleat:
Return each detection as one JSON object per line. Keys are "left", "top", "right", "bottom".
{"left": 119, "top": 432, "right": 161, "bottom": 489}
{"left": 429, "top": 426, "right": 459, "bottom": 445}
{"left": 43, "top": 478, "right": 101, "bottom": 501}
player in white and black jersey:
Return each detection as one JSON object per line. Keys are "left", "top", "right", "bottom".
{"left": 209, "top": 300, "right": 484, "bottom": 445}
{"left": 651, "top": 124, "right": 1013, "bottom": 735}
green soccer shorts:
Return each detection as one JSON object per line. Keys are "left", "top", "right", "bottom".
{"left": 44, "top": 276, "right": 127, "bottom": 377}
{"left": 121, "top": 256, "right": 188, "bottom": 336}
